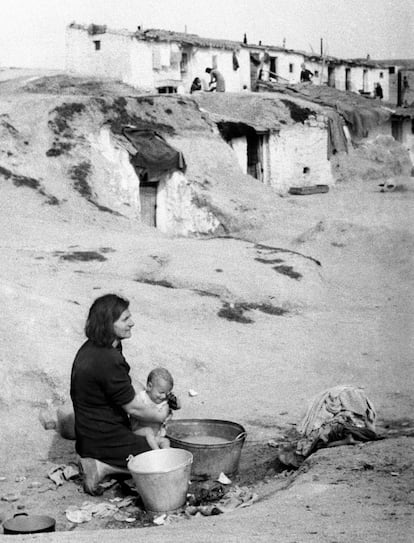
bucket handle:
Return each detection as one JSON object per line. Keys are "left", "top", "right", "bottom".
{"left": 235, "top": 431, "right": 247, "bottom": 441}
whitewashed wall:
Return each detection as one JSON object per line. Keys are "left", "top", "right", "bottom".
{"left": 268, "top": 118, "right": 334, "bottom": 193}
{"left": 269, "top": 51, "right": 305, "bottom": 84}
{"left": 187, "top": 48, "right": 251, "bottom": 93}
{"left": 127, "top": 40, "right": 155, "bottom": 89}
{"left": 66, "top": 27, "right": 133, "bottom": 81}
{"left": 304, "top": 60, "right": 327, "bottom": 85}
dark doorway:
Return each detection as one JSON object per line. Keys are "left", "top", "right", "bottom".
{"left": 247, "top": 132, "right": 264, "bottom": 181}
{"left": 345, "top": 68, "right": 351, "bottom": 91}
{"left": 269, "top": 56, "right": 277, "bottom": 79}
{"left": 391, "top": 119, "right": 403, "bottom": 142}
{"left": 140, "top": 182, "right": 158, "bottom": 226}
{"left": 328, "top": 66, "right": 335, "bottom": 87}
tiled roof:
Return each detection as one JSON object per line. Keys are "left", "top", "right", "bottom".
{"left": 137, "top": 28, "right": 241, "bottom": 50}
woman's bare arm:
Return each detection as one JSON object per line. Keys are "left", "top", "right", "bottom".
{"left": 122, "top": 394, "right": 169, "bottom": 423}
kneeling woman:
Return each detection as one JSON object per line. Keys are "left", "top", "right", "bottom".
{"left": 71, "top": 294, "right": 170, "bottom": 495}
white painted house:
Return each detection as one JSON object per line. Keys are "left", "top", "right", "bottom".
{"left": 196, "top": 93, "right": 336, "bottom": 193}
{"left": 66, "top": 23, "right": 250, "bottom": 93}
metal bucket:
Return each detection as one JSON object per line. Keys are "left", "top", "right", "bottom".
{"left": 166, "top": 419, "right": 247, "bottom": 480}
{"left": 127, "top": 448, "right": 193, "bottom": 513}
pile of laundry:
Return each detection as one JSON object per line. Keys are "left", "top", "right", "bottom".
{"left": 278, "top": 385, "right": 379, "bottom": 468}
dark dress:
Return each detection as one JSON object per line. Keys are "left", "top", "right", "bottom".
{"left": 70, "top": 340, "right": 150, "bottom": 467}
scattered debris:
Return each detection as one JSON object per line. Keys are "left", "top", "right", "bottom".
{"left": 267, "top": 439, "right": 278, "bottom": 448}
{"left": 65, "top": 506, "right": 92, "bottom": 524}
{"left": 48, "top": 463, "right": 79, "bottom": 486}
{"left": 216, "top": 473, "right": 232, "bottom": 485}
{"left": 188, "top": 389, "right": 198, "bottom": 397}
{"left": 153, "top": 513, "right": 167, "bottom": 525}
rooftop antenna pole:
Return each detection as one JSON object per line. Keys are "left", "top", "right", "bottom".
{"left": 184, "top": 24, "right": 187, "bottom": 33}
{"left": 320, "top": 38, "right": 323, "bottom": 56}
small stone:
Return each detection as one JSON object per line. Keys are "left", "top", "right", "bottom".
{"left": 216, "top": 472, "right": 231, "bottom": 485}
{"left": 188, "top": 389, "right": 198, "bottom": 397}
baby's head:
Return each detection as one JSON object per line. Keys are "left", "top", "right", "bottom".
{"left": 146, "top": 367, "right": 173, "bottom": 404}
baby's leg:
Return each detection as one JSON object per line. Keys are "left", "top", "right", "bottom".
{"left": 141, "top": 428, "right": 160, "bottom": 450}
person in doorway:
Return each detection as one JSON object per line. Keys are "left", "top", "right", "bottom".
{"left": 300, "top": 63, "right": 313, "bottom": 83}
{"left": 205, "top": 67, "right": 226, "bottom": 92}
{"left": 131, "top": 367, "right": 181, "bottom": 449}
{"left": 70, "top": 294, "right": 172, "bottom": 495}
{"left": 375, "top": 82, "right": 383, "bottom": 100}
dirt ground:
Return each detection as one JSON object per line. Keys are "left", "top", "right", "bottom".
{"left": 0, "top": 71, "right": 413, "bottom": 541}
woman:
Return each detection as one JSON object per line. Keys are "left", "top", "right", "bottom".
{"left": 70, "top": 294, "right": 170, "bottom": 495}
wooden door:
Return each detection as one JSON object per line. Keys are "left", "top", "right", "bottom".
{"left": 140, "top": 182, "right": 157, "bottom": 227}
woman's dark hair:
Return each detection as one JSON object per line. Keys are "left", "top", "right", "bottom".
{"left": 85, "top": 294, "right": 129, "bottom": 347}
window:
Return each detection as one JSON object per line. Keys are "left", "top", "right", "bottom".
{"left": 314, "top": 70, "right": 319, "bottom": 78}
{"left": 180, "top": 52, "right": 188, "bottom": 73}
{"left": 379, "top": 72, "right": 383, "bottom": 78}
{"left": 412, "top": 119, "right": 414, "bottom": 135}
{"left": 289, "top": 63, "right": 294, "bottom": 73}
{"left": 389, "top": 66, "right": 395, "bottom": 74}
{"left": 93, "top": 40, "right": 101, "bottom": 51}
{"left": 157, "top": 86, "right": 177, "bottom": 94}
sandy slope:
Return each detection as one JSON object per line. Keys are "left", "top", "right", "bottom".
{"left": 0, "top": 71, "right": 413, "bottom": 540}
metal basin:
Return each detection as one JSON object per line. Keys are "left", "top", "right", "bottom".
{"left": 166, "top": 418, "right": 247, "bottom": 480}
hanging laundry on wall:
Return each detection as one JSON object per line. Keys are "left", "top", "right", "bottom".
{"left": 152, "top": 47, "right": 161, "bottom": 70}
{"left": 170, "top": 43, "right": 182, "bottom": 66}
{"left": 160, "top": 46, "right": 171, "bottom": 68}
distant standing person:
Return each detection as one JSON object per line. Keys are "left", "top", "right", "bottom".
{"left": 205, "top": 67, "right": 225, "bottom": 92}
{"left": 402, "top": 76, "right": 409, "bottom": 106}
{"left": 375, "top": 82, "right": 383, "bottom": 100}
{"left": 300, "top": 63, "right": 313, "bottom": 83}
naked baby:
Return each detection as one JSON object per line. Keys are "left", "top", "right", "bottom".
{"left": 131, "top": 367, "right": 181, "bottom": 449}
